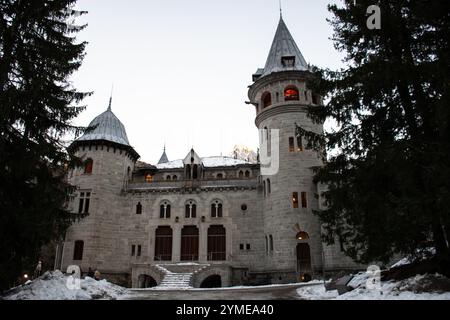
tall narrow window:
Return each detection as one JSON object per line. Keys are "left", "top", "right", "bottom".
{"left": 160, "top": 201, "right": 171, "bottom": 219}
{"left": 84, "top": 159, "right": 93, "bottom": 174}
{"left": 207, "top": 225, "right": 226, "bottom": 261}
{"left": 265, "top": 236, "right": 269, "bottom": 254}
{"left": 155, "top": 227, "right": 173, "bottom": 261}
{"left": 78, "top": 192, "right": 91, "bottom": 214}
{"left": 136, "top": 202, "right": 142, "bottom": 215}
{"left": 73, "top": 241, "right": 84, "bottom": 261}
{"left": 211, "top": 201, "right": 223, "bottom": 218}
{"left": 131, "top": 245, "right": 136, "bottom": 257}
{"left": 284, "top": 86, "right": 300, "bottom": 101}
{"left": 269, "top": 235, "right": 274, "bottom": 251}
{"left": 137, "top": 245, "right": 142, "bottom": 257}
{"left": 289, "top": 137, "right": 295, "bottom": 152}
{"left": 267, "top": 179, "right": 271, "bottom": 194}
{"left": 262, "top": 92, "right": 272, "bottom": 108}
{"left": 193, "top": 165, "right": 199, "bottom": 180}
{"left": 297, "top": 135, "right": 304, "bottom": 152}
{"left": 293, "top": 192, "right": 299, "bottom": 208}
{"left": 185, "top": 201, "right": 197, "bottom": 218}
{"left": 186, "top": 165, "right": 191, "bottom": 180}
{"left": 263, "top": 181, "right": 266, "bottom": 197}
{"left": 301, "top": 192, "right": 308, "bottom": 208}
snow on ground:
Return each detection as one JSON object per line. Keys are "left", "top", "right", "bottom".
{"left": 1, "top": 271, "right": 128, "bottom": 300}
{"left": 390, "top": 247, "right": 436, "bottom": 268}
{"left": 297, "top": 274, "right": 450, "bottom": 300}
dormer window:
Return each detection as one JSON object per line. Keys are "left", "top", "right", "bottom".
{"left": 281, "top": 56, "right": 296, "bottom": 67}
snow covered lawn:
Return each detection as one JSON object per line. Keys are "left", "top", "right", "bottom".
{"left": 297, "top": 274, "right": 450, "bottom": 300}
{"left": 1, "top": 271, "right": 128, "bottom": 300}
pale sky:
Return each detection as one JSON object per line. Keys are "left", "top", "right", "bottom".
{"left": 71, "top": 0, "right": 343, "bottom": 164}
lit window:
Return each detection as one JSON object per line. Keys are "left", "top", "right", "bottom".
{"left": 145, "top": 174, "right": 153, "bottom": 183}
{"left": 297, "top": 232, "right": 310, "bottom": 241}
{"left": 297, "top": 135, "right": 304, "bottom": 152}
{"left": 289, "top": 137, "right": 295, "bottom": 152}
{"left": 293, "top": 192, "right": 299, "bottom": 209}
{"left": 284, "top": 86, "right": 300, "bottom": 101}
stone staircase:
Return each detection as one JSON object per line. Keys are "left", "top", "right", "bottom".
{"left": 153, "top": 263, "right": 210, "bottom": 290}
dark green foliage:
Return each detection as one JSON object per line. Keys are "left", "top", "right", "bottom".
{"left": 297, "top": 0, "right": 450, "bottom": 270}
{"left": 0, "top": 0, "right": 90, "bottom": 291}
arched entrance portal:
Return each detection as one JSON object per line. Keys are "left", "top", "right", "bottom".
{"left": 138, "top": 275, "right": 158, "bottom": 288}
{"left": 296, "top": 243, "right": 312, "bottom": 282}
{"left": 200, "top": 275, "right": 222, "bottom": 288}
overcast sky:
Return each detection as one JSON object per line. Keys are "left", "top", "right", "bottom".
{"left": 71, "top": 0, "right": 343, "bottom": 164}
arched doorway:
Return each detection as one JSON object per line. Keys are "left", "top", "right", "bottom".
{"left": 296, "top": 242, "right": 312, "bottom": 282}
{"left": 138, "top": 275, "right": 158, "bottom": 288}
{"left": 200, "top": 275, "right": 222, "bottom": 288}
{"left": 181, "top": 226, "right": 199, "bottom": 261}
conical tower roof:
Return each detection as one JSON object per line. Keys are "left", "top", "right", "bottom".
{"left": 260, "top": 17, "right": 308, "bottom": 77}
{"left": 77, "top": 97, "right": 130, "bottom": 146}
{"left": 158, "top": 147, "right": 169, "bottom": 164}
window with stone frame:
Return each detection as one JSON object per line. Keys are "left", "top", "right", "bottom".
{"left": 78, "top": 191, "right": 91, "bottom": 214}
{"left": 84, "top": 158, "right": 93, "bottom": 174}
{"left": 211, "top": 200, "right": 223, "bottom": 218}
{"left": 185, "top": 200, "right": 197, "bottom": 218}
{"left": 136, "top": 202, "right": 143, "bottom": 215}
{"left": 293, "top": 192, "right": 299, "bottom": 209}
{"left": 301, "top": 192, "right": 308, "bottom": 208}
{"left": 262, "top": 92, "right": 272, "bottom": 108}
{"left": 160, "top": 201, "right": 171, "bottom": 219}
{"left": 73, "top": 240, "right": 84, "bottom": 261}
{"left": 284, "top": 86, "right": 300, "bottom": 101}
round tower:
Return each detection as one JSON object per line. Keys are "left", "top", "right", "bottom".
{"left": 248, "top": 17, "right": 325, "bottom": 282}
{"left": 59, "top": 97, "right": 139, "bottom": 282}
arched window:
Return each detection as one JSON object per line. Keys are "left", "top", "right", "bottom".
{"left": 84, "top": 159, "right": 93, "bottom": 174}
{"left": 211, "top": 200, "right": 223, "bottom": 218}
{"left": 267, "top": 179, "right": 271, "bottom": 194}
{"left": 145, "top": 174, "right": 153, "bottom": 183}
{"left": 172, "top": 175, "right": 178, "bottom": 181}
{"left": 136, "top": 202, "right": 143, "bottom": 215}
{"left": 73, "top": 240, "right": 84, "bottom": 261}
{"left": 160, "top": 201, "right": 171, "bottom": 219}
{"left": 284, "top": 86, "right": 300, "bottom": 101}
{"left": 239, "top": 171, "right": 244, "bottom": 178}
{"left": 216, "top": 173, "right": 224, "bottom": 180}
{"left": 185, "top": 200, "right": 197, "bottom": 218}
{"left": 166, "top": 175, "right": 172, "bottom": 181}
{"left": 297, "top": 231, "right": 310, "bottom": 241}
{"left": 262, "top": 92, "right": 272, "bottom": 108}
{"left": 245, "top": 171, "right": 250, "bottom": 178}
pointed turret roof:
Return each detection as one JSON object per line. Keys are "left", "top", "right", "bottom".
{"left": 77, "top": 98, "right": 130, "bottom": 146}
{"left": 158, "top": 146, "right": 169, "bottom": 164}
{"left": 257, "top": 17, "right": 308, "bottom": 78}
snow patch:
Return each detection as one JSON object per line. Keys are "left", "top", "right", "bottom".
{"left": 2, "top": 271, "right": 127, "bottom": 300}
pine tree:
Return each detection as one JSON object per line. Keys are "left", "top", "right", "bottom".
{"left": 0, "top": 0, "right": 90, "bottom": 291}
{"left": 297, "top": 0, "right": 450, "bottom": 272}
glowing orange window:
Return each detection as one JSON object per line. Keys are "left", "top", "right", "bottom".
{"left": 285, "top": 87, "right": 300, "bottom": 101}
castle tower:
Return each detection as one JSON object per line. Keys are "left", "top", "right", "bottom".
{"left": 58, "top": 98, "right": 140, "bottom": 283}
{"left": 248, "top": 17, "right": 325, "bottom": 282}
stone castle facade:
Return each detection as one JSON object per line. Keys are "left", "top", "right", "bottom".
{"left": 55, "top": 17, "right": 358, "bottom": 288}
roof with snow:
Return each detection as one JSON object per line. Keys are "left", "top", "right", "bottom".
{"left": 255, "top": 17, "right": 308, "bottom": 79}
{"left": 156, "top": 156, "right": 253, "bottom": 170}
{"left": 77, "top": 98, "right": 130, "bottom": 146}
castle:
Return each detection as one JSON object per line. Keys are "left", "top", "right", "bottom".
{"left": 55, "top": 16, "right": 358, "bottom": 288}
